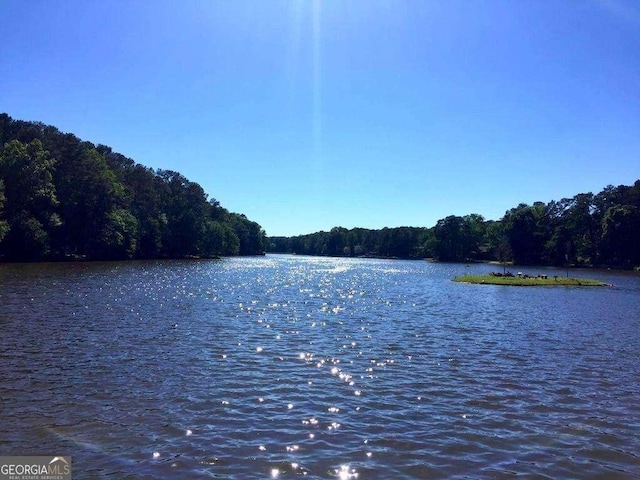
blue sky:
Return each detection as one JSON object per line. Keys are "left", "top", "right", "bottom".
{"left": 1, "top": 1, "right": 639, "bottom": 236}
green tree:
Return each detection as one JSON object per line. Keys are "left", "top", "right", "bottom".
{"left": 561, "top": 193, "right": 597, "bottom": 264}
{"left": 485, "top": 220, "right": 512, "bottom": 270}
{"left": 156, "top": 170, "right": 209, "bottom": 257}
{"left": 223, "top": 222, "right": 240, "bottom": 255}
{"left": 201, "top": 220, "right": 226, "bottom": 256}
{"left": 0, "top": 113, "right": 267, "bottom": 261}
{"left": 433, "top": 216, "right": 464, "bottom": 261}
{"left": 100, "top": 208, "right": 139, "bottom": 259}
{"left": 327, "top": 227, "right": 348, "bottom": 256}
{"left": 54, "top": 144, "right": 127, "bottom": 257}
{"left": 601, "top": 205, "right": 640, "bottom": 266}
{"left": 123, "top": 164, "right": 165, "bottom": 257}
{"left": 432, "top": 215, "right": 485, "bottom": 261}
{"left": 463, "top": 214, "right": 487, "bottom": 258}
{"left": 229, "top": 213, "right": 265, "bottom": 255}
{"left": 502, "top": 202, "right": 550, "bottom": 265}
{"left": 0, "top": 139, "right": 59, "bottom": 259}
{"left": 0, "top": 180, "right": 8, "bottom": 243}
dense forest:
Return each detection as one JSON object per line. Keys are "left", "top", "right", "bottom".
{"left": 0, "top": 113, "right": 266, "bottom": 261}
{"left": 268, "top": 180, "right": 640, "bottom": 269}
{"left": 2, "top": 114, "right": 638, "bottom": 267}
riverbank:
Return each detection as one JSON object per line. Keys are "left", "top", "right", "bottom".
{"left": 453, "top": 274, "right": 608, "bottom": 286}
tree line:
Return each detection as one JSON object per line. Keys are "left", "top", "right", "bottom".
{"left": 0, "top": 113, "right": 265, "bottom": 261}
{"left": 268, "top": 181, "right": 640, "bottom": 268}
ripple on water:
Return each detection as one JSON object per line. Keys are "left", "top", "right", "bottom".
{"left": 1, "top": 256, "right": 639, "bottom": 478}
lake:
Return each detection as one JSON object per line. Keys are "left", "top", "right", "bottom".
{"left": 1, "top": 255, "right": 639, "bottom": 479}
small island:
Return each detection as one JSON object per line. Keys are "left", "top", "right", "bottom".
{"left": 453, "top": 272, "right": 608, "bottom": 287}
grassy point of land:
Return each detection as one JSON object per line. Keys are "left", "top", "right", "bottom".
{"left": 453, "top": 274, "right": 609, "bottom": 287}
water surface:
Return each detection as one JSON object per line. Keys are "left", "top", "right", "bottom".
{"left": 1, "top": 255, "right": 639, "bottom": 478}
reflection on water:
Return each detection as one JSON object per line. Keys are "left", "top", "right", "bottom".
{"left": 1, "top": 256, "right": 639, "bottom": 478}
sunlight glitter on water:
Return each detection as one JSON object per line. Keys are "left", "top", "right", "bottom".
{"left": 335, "top": 465, "right": 359, "bottom": 479}
{"left": 2, "top": 256, "right": 640, "bottom": 478}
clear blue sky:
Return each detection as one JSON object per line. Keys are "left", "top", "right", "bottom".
{"left": 1, "top": 1, "right": 639, "bottom": 236}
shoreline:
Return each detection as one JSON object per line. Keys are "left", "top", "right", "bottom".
{"left": 453, "top": 274, "right": 609, "bottom": 287}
